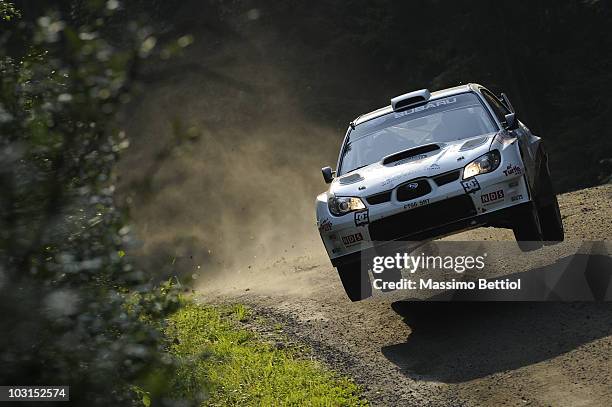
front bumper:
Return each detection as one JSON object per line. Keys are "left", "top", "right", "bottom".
{"left": 328, "top": 201, "right": 530, "bottom": 267}
{"left": 317, "top": 164, "right": 530, "bottom": 267}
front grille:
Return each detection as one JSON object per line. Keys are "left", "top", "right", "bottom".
{"left": 396, "top": 179, "right": 431, "bottom": 201}
{"left": 433, "top": 170, "right": 461, "bottom": 186}
{"left": 369, "top": 195, "right": 477, "bottom": 241}
{"left": 366, "top": 191, "right": 392, "bottom": 205}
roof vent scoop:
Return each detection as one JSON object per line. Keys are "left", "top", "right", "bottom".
{"left": 391, "top": 89, "right": 431, "bottom": 111}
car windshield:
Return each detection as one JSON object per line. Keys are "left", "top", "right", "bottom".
{"left": 338, "top": 92, "right": 496, "bottom": 175}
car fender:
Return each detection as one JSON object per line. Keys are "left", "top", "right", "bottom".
{"left": 512, "top": 122, "right": 541, "bottom": 192}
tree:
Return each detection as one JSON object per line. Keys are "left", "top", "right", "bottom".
{"left": 0, "top": 1, "right": 185, "bottom": 405}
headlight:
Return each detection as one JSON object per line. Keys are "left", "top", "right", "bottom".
{"left": 328, "top": 196, "right": 366, "bottom": 216}
{"left": 463, "top": 150, "right": 501, "bottom": 179}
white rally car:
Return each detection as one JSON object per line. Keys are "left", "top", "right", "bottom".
{"left": 316, "top": 84, "right": 564, "bottom": 301}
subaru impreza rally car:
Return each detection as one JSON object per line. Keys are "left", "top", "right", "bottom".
{"left": 316, "top": 84, "right": 564, "bottom": 301}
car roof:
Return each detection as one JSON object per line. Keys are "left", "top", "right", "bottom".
{"left": 352, "top": 83, "right": 481, "bottom": 126}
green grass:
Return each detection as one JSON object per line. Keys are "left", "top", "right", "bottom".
{"left": 165, "top": 302, "right": 366, "bottom": 406}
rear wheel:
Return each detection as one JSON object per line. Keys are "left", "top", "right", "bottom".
{"left": 337, "top": 261, "right": 372, "bottom": 302}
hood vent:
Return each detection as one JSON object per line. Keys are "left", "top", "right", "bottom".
{"left": 338, "top": 173, "right": 363, "bottom": 185}
{"left": 459, "top": 136, "right": 488, "bottom": 151}
{"left": 382, "top": 144, "right": 440, "bottom": 166}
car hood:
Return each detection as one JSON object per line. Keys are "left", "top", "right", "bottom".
{"left": 329, "top": 133, "right": 497, "bottom": 197}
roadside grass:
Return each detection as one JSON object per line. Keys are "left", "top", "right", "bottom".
{"left": 165, "top": 302, "right": 366, "bottom": 406}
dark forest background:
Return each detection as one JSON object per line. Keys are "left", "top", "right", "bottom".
{"left": 109, "top": 0, "right": 612, "bottom": 280}
{"left": 16, "top": 0, "right": 609, "bottom": 191}
{"left": 1, "top": 0, "right": 611, "bottom": 405}
{"left": 125, "top": 0, "right": 612, "bottom": 191}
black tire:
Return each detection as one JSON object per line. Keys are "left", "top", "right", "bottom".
{"left": 512, "top": 202, "right": 543, "bottom": 252}
{"left": 337, "top": 261, "right": 372, "bottom": 302}
{"left": 538, "top": 196, "right": 564, "bottom": 243}
{"left": 535, "top": 159, "right": 564, "bottom": 243}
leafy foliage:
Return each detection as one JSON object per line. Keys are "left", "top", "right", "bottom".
{"left": 0, "top": 1, "right": 185, "bottom": 405}
{"left": 0, "top": 0, "right": 18, "bottom": 20}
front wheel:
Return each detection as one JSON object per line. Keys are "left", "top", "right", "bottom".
{"left": 337, "top": 261, "right": 372, "bottom": 302}
{"left": 535, "top": 160, "right": 564, "bottom": 243}
{"left": 538, "top": 196, "right": 564, "bottom": 243}
{"left": 512, "top": 202, "right": 544, "bottom": 252}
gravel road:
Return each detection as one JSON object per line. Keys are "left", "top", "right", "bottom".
{"left": 202, "top": 185, "right": 612, "bottom": 406}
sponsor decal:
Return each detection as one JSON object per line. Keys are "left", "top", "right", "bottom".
{"left": 393, "top": 97, "right": 458, "bottom": 118}
{"left": 457, "top": 155, "right": 465, "bottom": 161}
{"left": 481, "top": 189, "right": 505, "bottom": 204}
{"left": 318, "top": 218, "right": 332, "bottom": 232}
{"left": 511, "top": 194, "right": 524, "bottom": 202}
{"left": 503, "top": 164, "right": 523, "bottom": 176}
{"left": 406, "top": 182, "right": 419, "bottom": 190}
{"left": 381, "top": 173, "right": 409, "bottom": 187}
{"left": 428, "top": 163, "right": 441, "bottom": 171}
{"left": 461, "top": 177, "right": 481, "bottom": 194}
{"left": 354, "top": 210, "right": 370, "bottom": 227}
{"left": 358, "top": 185, "right": 366, "bottom": 190}
{"left": 494, "top": 132, "right": 517, "bottom": 146}
{"left": 331, "top": 247, "right": 342, "bottom": 254}
{"left": 404, "top": 198, "right": 430, "bottom": 209}
{"left": 341, "top": 232, "right": 363, "bottom": 247}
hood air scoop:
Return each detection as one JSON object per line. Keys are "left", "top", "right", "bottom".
{"left": 391, "top": 89, "right": 431, "bottom": 111}
{"left": 338, "top": 173, "right": 364, "bottom": 185}
{"left": 382, "top": 144, "right": 441, "bottom": 166}
{"left": 459, "top": 136, "right": 488, "bottom": 151}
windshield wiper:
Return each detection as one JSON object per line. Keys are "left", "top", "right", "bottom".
{"left": 344, "top": 164, "right": 369, "bottom": 175}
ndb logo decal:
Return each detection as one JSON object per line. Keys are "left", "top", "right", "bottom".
{"left": 481, "top": 189, "right": 504, "bottom": 204}
{"left": 406, "top": 182, "right": 419, "bottom": 190}
{"left": 354, "top": 210, "right": 369, "bottom": 226}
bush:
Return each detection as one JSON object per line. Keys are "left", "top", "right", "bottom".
{"left": 0, "top": 1, "right": 186, "bottom": 405}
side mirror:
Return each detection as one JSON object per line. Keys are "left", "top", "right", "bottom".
{"left": 321, "top": 166, "right": 335, "bottom": 184}
{"left": 500, "top": 92, "right": 515, "bottom": 113}
{"left": 504, "top": 113, "right": 519, "bottom": 130}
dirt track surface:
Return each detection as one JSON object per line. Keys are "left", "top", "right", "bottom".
{"left": 202, "top": 185, "right": 612, "bottom": 406}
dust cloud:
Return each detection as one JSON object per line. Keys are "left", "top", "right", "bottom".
{"left": 116, "top": 22, "right": 343, "bottom": 295}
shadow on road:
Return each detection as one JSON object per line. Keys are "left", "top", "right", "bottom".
{"left": 381, "top": 251, "right": 612, "bottom": 383}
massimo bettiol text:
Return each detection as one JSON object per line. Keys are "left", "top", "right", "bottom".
{"left": 369, "top": 252, "right": 521, "bottom": 291}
